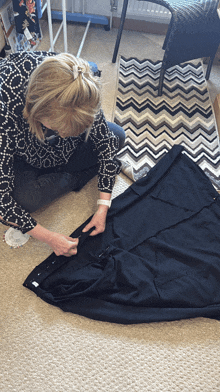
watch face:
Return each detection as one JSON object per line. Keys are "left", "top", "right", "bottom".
{"left": 4, "top": 228, "right": 30, "bottom": 248}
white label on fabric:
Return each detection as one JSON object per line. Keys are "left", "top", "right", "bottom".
{"left": 24, "top": 27, "right": 33, "bottom": 40}
{"left": 32, "top": 281, "right": 39, "bottom": 287}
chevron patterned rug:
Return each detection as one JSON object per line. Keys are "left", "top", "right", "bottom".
{"left": 114, "top": 57, "right": 220, "bottom": 191}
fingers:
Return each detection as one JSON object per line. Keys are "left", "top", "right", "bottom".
{"left": 89, "top": 228, "right": 100, "bottom": 236}
{"left": 67, "top": 240, "right": 78, "bottom": 247}
{"left": 83, "top": 225, "right": 99, "bottom": 235}
{"left": 63, "top": 237, "right": 78, "bottom": 257}
{"left": 83, "top": 223, "right": 105, "bottom": 236}
{"left": 82, "top": 223, "right": 91, "bottom": 233}
{"left": 65, "top": 236, "right": 79, "bottom": 245}
{"left": 55, "top": 247, "right": 77, "bottom": 257}
{"left": 62, "top": 253, "right": 72, "bottom": 258}
{"left": 62, "top": 246, "right": 78, "bottom": 258}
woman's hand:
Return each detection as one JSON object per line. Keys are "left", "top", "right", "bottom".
{"left": 27, "top": 191, "right": 111, "bottom": 253}
{"left": 27, "top": 224, "right": 79, "bottom": 257}
{"left": 82, "top": 205, "right": 108, "bottom": 236}
{"left": 46, "top": 232, "right": 79, "bottom": 257}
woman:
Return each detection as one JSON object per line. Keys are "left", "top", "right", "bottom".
{"left": 0, "top": 51, "right": 125, "bottom": 257}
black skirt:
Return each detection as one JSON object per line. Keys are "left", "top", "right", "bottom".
{"left": 24, "top": 145, "right": 220, "bottom": 324}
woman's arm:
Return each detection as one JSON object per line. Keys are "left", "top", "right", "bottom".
{"left": 89, "top": 110, "right": 121, "bottom": 193}
{"left": 0, "top": 215, "right": 78, "bottom": 257}
{"left": 81, "top": 111, "right": 121, "bottom": 236}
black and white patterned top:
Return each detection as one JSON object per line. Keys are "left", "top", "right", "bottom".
{"left": 0, "top": 51, "right": 121, "bottom": 233}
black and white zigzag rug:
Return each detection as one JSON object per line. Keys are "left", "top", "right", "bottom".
{"left": 114, "top": 57, "right": 220, "bottom": 191}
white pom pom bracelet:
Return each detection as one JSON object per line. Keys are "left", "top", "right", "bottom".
{"left": 97, "top": 199, "right": 111, "bottom": 208}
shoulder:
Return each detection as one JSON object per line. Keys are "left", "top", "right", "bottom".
{"left": 0, "top": 51, "right": 57, "bottom": 79}
{"left": 91, "top": 109, "right": 106, "bottom": 130}
{"left": 0, "top": 51, "right": 57, "bottom": 107}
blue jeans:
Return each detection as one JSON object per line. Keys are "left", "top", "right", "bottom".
{"left": 62, "top": 122, "right": 125, "bottom": 173}
{"left": 13, "top": 122, "right": 125, "bottom": 212}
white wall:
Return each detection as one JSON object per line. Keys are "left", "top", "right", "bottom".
{"left": 50, "top": 0, "right": 112, "bottom": 17}
{"left": 49, "top": 0, "right": 170, "bottom": 24}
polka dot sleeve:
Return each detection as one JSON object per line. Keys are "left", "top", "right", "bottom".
{"left": 0, "top": 130, "right": 37, "bottom": 234}
{"left": 88, "top": 110, "right": 122, "bottom": 193}
{"left": 0, "top": 51, "right": 55, "bottom": 233}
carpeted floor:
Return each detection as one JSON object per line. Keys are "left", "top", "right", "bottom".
{"left": 1, "top": 20, "right": 220, "bottom": 392}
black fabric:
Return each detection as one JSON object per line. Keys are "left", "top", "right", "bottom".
{"left": 24, "top": 145, "right": 220, "bottom": 324}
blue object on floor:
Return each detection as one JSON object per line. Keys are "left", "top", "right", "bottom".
{"left": 51, "top": 11, "right": 110, "bottom": 30}
{"left": 88, "top": 61, "right": 101, "bottom": 77}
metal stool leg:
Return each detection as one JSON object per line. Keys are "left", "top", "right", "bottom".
{"left": 112, "top": 0, "right": 129, "bottom": 63}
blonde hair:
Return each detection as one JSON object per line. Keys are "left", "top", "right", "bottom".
{"left": 23, "top": 53, "right": 101, "bottom": 140}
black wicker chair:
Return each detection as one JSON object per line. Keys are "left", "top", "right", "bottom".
{"left": 112, "top": 0, "right": 220, "bottom": 95}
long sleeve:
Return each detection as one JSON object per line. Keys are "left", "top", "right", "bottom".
{"left": 88, "top": 110, "right": 121, "bottom": 193}
{"left": 0, "top": 51, "right": 62, "bottom": 233}
{"left": 0, "top": 128, "right": 37, "bottom": 233}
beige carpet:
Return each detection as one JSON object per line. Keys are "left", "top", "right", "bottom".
{"left": 1, "top": 20, "right": 220, "bottom": 392}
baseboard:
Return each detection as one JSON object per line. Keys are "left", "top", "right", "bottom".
{"left": 112, "top": 17, "right": 168, "bottom": 35}
{"left": 41, "top": 10, "right": 168, "bottom": 36}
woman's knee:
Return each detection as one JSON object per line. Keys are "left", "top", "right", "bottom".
{"left": 13, "top": 172, "right": 74, "bottom": 213}
{"left": 107, "top": 122, "right": 126, "bottom": 151}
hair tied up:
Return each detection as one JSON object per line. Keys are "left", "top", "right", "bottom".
{"left": 72, "top": 65, "right": 83, "bottom": 80}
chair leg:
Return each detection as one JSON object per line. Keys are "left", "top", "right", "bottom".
{"left": 205, "top": 56, "right": 214, "bottom": 80}
{"left": 162, "top": 16, "right": 174, "bottom": 51}
{"left": 158, "top": 67, "right": 166, "bottom": 96}
{"left": 112, "top": 0, "right": 129, "bottom": 63}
